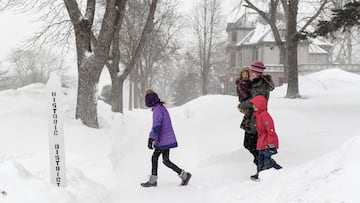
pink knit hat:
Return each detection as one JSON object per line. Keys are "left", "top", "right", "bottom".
{"left": 250, "top": 61, "right": 265, "bottom": 74}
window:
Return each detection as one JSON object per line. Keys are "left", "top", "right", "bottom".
{"left": 253, "top": 47, "right": 258, "bottom": 61}
{"left": 230, "top": 51, "right": 236, "bottom": 67}
{"left": 238, "top": 52, "right": 242, "bottom": 67}
{"left": 231, "top": 31, "right": 237, "bottom": 42}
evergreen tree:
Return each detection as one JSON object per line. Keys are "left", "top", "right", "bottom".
{"left": 315, "top": 1, "right": 360, "bottom": 36}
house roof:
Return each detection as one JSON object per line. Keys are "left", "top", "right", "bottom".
{"left": 236, "top": 30, "right": 255, "bottom": 46}
{"left": 248, "top": 22, "right": 271, "bottom": 44}
{"left": 236, "top": 22, "right": 285, "bottom": 46}
{"left": 310, "top": 37, "right": 333, "bottom": 47}
{"left": 309, "top": 43, "right": 328, "bottom": 54}
{"left": 233, "top": 15, "right": 333, "bottom": 54}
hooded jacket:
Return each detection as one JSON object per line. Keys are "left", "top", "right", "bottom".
{"left": 149, "top": 103, "right": 178, "bottom": 149}
{"left": 250, "top": 95, "right": 279, "bottom": 150}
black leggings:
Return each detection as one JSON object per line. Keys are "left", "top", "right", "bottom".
{"left": 151, "top": 149, "right": 182, "bottom": 176}
{"left": 244, "top": 132, "right": 259, "bottom": 163}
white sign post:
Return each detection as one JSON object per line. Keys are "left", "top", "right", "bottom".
{"left": 48, "top": 73, "right": 67, "bottom": 187}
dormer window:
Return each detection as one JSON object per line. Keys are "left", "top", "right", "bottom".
{"left": 231, "top": 31, "right": 237, "bottom": 42}
{"left": 230, "top": 51, "right": 236, "bottom": 67}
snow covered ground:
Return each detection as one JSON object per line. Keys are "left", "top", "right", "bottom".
{"left": 1, "top": 68, "right": 360, "bottom": 203}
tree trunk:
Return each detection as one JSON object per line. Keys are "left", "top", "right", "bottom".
{"left": 77, "top": 59, "right": 101, "bottom": 128}
{"left": 65, "top": 0, "right": 124, "bottom": 128}
{"left": 71, "top": 10, "right": 100, "bottom": 128}
{"left": 112, "top": 77, "right": 124, "bottom": 113}
{"left": 202, "top": 69, "right": 209, "bottom": 95}
{"left": 129, "top": 77, "right": 133, "bottom": 111}
{"left": 109, "top": 29, "right": 121, "bottom": 112}
{"left": 285, "top": 1, "right": 300, "bottom": 98}
{"left": 134, "top": 80, "right": 140, "bottom": 108}
{"left": 285, "top": 39, "right": 299, "bottom": 98}
{"left": 105, "top": 0, "right": 126, "bottom": 113}
{"left": 347, "top": 30, "right": 352, "bottom": 64}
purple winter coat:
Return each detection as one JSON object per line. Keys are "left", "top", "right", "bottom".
{"left": 149, "top": 103, "right": 178, "bottom": 149}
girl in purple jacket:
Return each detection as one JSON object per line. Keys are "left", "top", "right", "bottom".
{"left": 141, "top": 88, "right": 192, "bottom": 187}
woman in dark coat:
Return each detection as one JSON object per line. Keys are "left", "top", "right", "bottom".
{"left": 238, "top": 61, "right": 274, "bottom": 166}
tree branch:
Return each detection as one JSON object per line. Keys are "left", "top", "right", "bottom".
{"left": 298, "top": 0, "right": 328, "bottom": 33}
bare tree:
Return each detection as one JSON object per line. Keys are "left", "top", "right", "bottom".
{"left": 125, "top": 0, "right": 165, "bottom": 109}
{"left": 190, "top": 0, "right": 224, "bottom": 95}
{"left": 281, "top": 0, "right": 328, "bottom": 98}
{"left": 63, "top": 0, "right": 127, "bottom": 128}
{"left": 9, "top": 48, "right": 62, "bottom": 86}
{"left": 132, "top": 0, "right": 182, "bottom": 108}
{"left": 2, "top": 1, "right": 74, "bottom": 54}
{"left": 106, "top": 0, "right": 158, "bottom": 113}
{"left": 3, "top": 0, "right": 125, "bottom": 128}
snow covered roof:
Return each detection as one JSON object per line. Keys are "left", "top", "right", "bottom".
{"left": 229, "top": 0, "right": 333, "bottom": 48}
{"left": 248, "top": 22, "right": 271, "bottom": 44}
{"left": 236, "top": 30, "right": 255, "bottom": 46}
{"left": 309, "top": 43, "right": 328, "bottom": 54}
{"left": 310, "top": 37, "right": 334, "bottom": 47}
{"left": 235, "top": 21, "right": 285, "bottom": 46}
{"left": 231, "top": 11, "right": 332, "bottom": 53}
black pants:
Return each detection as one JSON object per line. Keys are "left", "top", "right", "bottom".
{"left": 243, "top": 132, "right": 259, "bottom": 164}
{"left": 151, "top": 149, "right": 182, "bottom": 176}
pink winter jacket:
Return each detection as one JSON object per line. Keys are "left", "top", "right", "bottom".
{"left": 251, "top": 95, "right": 279, "bottom": 150}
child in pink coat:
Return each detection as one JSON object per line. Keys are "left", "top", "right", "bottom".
{"left": 250, "top": 95, "right": 282, "bottom": 181}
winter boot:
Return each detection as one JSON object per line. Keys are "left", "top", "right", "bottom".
{"left": 179, "top": 170, "right": 192, "bottom": 186}
{"left": 141, "top": 175, "right": 157, "bottom": 187}
{"left": 1, "top": 190, "right": 6, "bottom": 196}
{"left": 272, "top": 159, "right": 282, "bottom": 170}
{"left": 250, "top": 173, "right": 259, "bottom": 181}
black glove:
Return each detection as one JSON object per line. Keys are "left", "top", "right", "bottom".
{"left": 147, "top": 138, "right": 154, "bottom": 149}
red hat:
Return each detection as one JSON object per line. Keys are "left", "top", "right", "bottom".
{"left": 250, "top": 61, "right": 265, "bottom": 74}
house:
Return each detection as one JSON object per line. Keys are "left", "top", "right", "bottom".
{"left": 223, "top": 11, "right": 333, "bottom": 93}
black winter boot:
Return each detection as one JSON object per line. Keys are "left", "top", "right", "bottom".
{"left": 1, "top": 190, "right": 6, "bottom": 196}
{"left": 250, "top": 173, "right": 259, "bottom": 181}
{"left": 141, "top": 175, "right": 157, "bottom": 187}
{"left": 179, "top": 170, "right": 192, "bottom": 186}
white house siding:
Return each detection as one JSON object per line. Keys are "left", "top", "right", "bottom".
{"left": 228, "top": 51, "right": 236, "bottom": 68}
{"left": 262, "top": 45, "right": 280, "bottom": 64}
{"left": 237, "top": 51, "right": 242, "bottom": 67}
{"left": 297, "top": 44, "right": 309, "bottom": 64}
{"left": 308, "top": 54, "right": 328, "bottom": 64}
{"left": 241, "top": 47, "right": 254, "bottom": 67}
